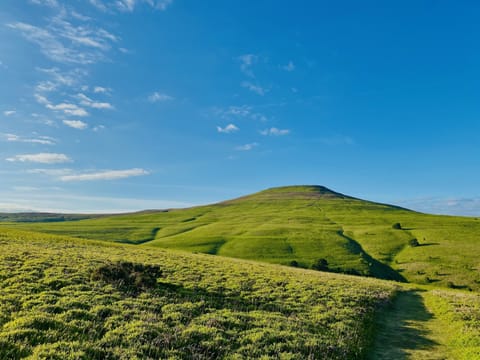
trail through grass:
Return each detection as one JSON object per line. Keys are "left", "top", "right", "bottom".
{"left": 370, "top": 287, "right": 480, "bottom": 359}
{"left": 370, "top": 289, "right": 447, "bottom": 359}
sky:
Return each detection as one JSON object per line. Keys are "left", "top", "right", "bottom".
{"left": 1, "top": 0, "right": 480, "bottom": 215}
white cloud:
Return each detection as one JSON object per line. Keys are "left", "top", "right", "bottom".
{"left": 282, "top": 61, "right": 295, "bottom": 72}
{"left": 77, "top": 93, "right": 114, "bottom": 109}
{"left": 6, "top": 153, "right": 71, "bottom": 164}
{"left": 217, "top": 124, "right": 239, "bottom": 134}
{"left": 241, "top": 81, "right": 267, "bottom": 96}
{"left": 3, "top": 110, "right": 16, "bottom": 116}
{"left": 214, "top": 105, "right": 268, "bottom": 122}
{"left": 29, "top": 0, "right": 58, "bottom": 7}
{"left": 60, "top": 168, "right": 149, "bottom": 182}
{"left": 7, "top": 10, "right": 118, "bottom": 65}
{"left": 63, "top": 120, "right": 88, "bottom": 130}
{"left": 93, "top": 86, "right": 111, "bottom": 94}
{"left": 3, "top": 133, "right": 56, "bottom": 145}
{"left": 238, "top": 54, "right": 257, "bottom": 78}
{"left": 148, "top": 92, "right": 174, "bottom": 103}
{"left": 235, "top": 143, "right": 258, "bottom": 151}
{"left": 27, "top": 168, "right": 73, "bottom": 176}
{"left": 114, "top": 0, "right": 173, "bottom": 12}
{"left": 36, "top": 67, "right": 86, "bottom": 92}
{"left": 260, "top": 127, "right": 290, "bottom": 136}
{"left": 46, "top": 102, "right": 89, "bottom": 117}
{"left": 93, "top": 124, "right": 106, "bottom": 132}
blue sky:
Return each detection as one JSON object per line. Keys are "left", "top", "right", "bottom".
{"left": 1, "top": 0, "right": 480, "bottom": 215}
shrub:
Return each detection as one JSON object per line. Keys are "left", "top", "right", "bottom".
{"left": 91, "top": 261, "right": 162, "bottom": 294}
{"left": 311, "top": 258, "right": 329, "bottom": 271}
{"left": 289, "top": 260, "right": 299, "bottom": 267}
{"left": 409, "top": 238, "right": 419, "bottom": 247}
{"left": 392, "top": 223, "right": 402, "bottom": 230}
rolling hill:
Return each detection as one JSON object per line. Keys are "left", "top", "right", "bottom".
{"left": 2, "top": 185, "right": 480, "bottom": 291}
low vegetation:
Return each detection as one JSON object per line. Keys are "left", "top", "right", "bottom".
{"left": 4, "top": 185, "right": 480, "bottom": 291}
{"left": 0, "top": 228, "right": 397, "bottom": 359}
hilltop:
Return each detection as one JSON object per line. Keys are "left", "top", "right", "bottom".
{"left": 2, "top": 185, "right": 480, "bottom": 291}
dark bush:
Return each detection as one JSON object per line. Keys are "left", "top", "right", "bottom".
{"left": 311, "top": 258, "right": 329, "bottom": 271}
{"left": 289, "top": 260, "right": 299, "bottom": 267}
{"left": 409, "top": 238, "right": 420, "bottom": 247}
{"left": 392, "top": 223, "right": 402, "bottom": 230}
{"left": 91, "top": 261, "right": 162, "bottom": 294}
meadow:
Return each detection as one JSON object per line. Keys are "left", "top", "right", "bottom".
{"left": 4, "top": 186, "right": 480, "bottom": 291}
{"left": 0, "top": 227, "right": 398, "bottom": 359}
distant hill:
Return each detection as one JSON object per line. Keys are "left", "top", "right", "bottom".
{"left": 3, "top": 185, "right": 480, "bottom": 291}
{"left": 0, "top": 212, "right": 103, "bottom": 222}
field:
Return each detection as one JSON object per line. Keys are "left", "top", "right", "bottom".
{"left": 0, "top": 227, "right": 398, "bottom": 359}
{"left": 1, "top": 185, "right": 480, "bottom": 359}
{"left": 4, "top": 186, "right": 480, "bottom": 291}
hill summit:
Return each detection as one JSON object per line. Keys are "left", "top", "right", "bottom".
{"left": 225, "top": 185, "right": 354, "bottom": 203}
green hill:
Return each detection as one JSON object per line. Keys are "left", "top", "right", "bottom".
{"left": 3, "top": 185, "right": 480, "bottom": 291}
{"left": 0, "top": 227, "right": 397, "bottom": 359}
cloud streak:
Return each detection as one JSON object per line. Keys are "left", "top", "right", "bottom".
{"left": 235, "top": 143, "right": 258, "bottom": 151}
{"left": 241, "top": 81, "right": 267, "bottom": 96}
{"left": 60, "top": 168, "right": 150, "bottom": 181}
{"left": 260, "top": 127, "right": 290, "bottom": 136}
{"left": 3, "top": 133, "right": 56, "bottom": 145}
{"left": 6, "top": 153, "right": 71, "bottom": 164}
{"left": 148, "top": 92, "right": 174, "bottom": 103}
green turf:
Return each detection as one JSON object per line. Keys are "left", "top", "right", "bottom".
{"left": 3, "top": 185, "right": 480, "bottom": 291}
{"left": 0, "top": 227, "right": 398, "bottom": 359}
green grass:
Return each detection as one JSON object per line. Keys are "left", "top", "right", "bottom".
{"left": 0, "top": 227, "right": 397, "bottom": 359}
{"left": 4, "top": 185, "right": 480, "bottom": 291}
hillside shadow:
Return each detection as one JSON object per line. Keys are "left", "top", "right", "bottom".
{"left": 369, "top": 290, "right": 438, "bottom": 359}
{"left": 338, "top": 231, "right": 406, "bottom": 282}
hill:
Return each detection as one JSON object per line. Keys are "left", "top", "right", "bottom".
{"left": 3, "top": 185, "right": 480, "bottom": 291}
{"left": 0, "top": 227, "right": 397, "bottom": 359}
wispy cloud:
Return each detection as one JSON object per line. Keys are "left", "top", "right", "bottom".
{"left": 235, "top": 143, "right": 258, "bottom": 151}
{"left": 92, "top": 0, "right": 173, "bottom": 12}
{"left": 60, "top": 168, "right": 149, "bottom": 181}
{"left": 36, "top": 67, "right": 86, "bottom": 93}
{"left": 281, "top": 61, "right": 295, "bottom": 72}
{"left": 3, "top": 110, "right": 16, "bottom": 116}
{"left": 63, "top": 119, "right": 88, "bottom": 130}
{"left": 2, "top": 133, "right": 56, "bottom": 145}
{"left": 148, "top": 92, "right": 174, "bottom": 103}
{"left": 217, "top": 124, "right": 239, "bottom": 134}
{"left": 93, "top": 86, "right": 111, "bottom": 94}
{"left": 77, "top": 93, "right": 114, "bottom": 109}
{"left": 47, "top": 102, "right": 89, "bottom": 117}
{"left": 27, "top": 168, "right": 73, "bottom": 176}
{"left": 238, "top": 54, "right": 258, "bottom": 78}
{"left": 241, "top": 81, "right": 267, "bottom": 96}
{"left": 6, "top": 153, "right": 71, "bottom": 164}
{"left": 214, "top": 105, "right": 268, "bottom": 122}
{"left": 260, "top": 127, "right": 290, "bottom": 136}
{"left": 7, "top": 10, "right": 118, "bottom": 65}
{"left": 29, "top": 0, "right": 59, "bottom": 8}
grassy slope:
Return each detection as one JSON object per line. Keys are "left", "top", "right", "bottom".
{"left": 3, "top": 185, "right": 480, "bottom": 291}
{"left": 0, "top": 227, "right": 397, "bottom": 359}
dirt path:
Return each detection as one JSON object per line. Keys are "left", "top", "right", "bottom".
{"left": 369, "top": 289, "right": 451, "bottom": 359}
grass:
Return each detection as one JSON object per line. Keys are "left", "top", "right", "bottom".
{"left": 3, "top": 185, "right": 480, "bottom": 291}
{"left": 0, "top": 227, "right": 398, "bottom": 359}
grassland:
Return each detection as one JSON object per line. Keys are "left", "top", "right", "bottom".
{"left": 4, "top": 186, "right": 480, "bottom": 291}
{"left": 0, "top": 227, "right": 398, "bottom": 359}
